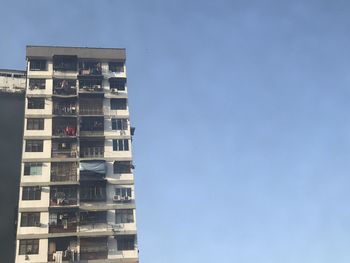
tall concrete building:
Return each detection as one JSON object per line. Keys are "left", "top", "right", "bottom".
{"left": 15, "top": 46, "right": 139, "bottom": 263}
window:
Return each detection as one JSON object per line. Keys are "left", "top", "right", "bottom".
{"left": 113, "top": 161, "right": 132, "bottom": 174}
{"left": 25, "top": 140, "right": 43, "bottom": 152}
{"left": 30, "top": 60, "right": 46, "bottom": 71}
{"left": 20, "top": 213, "right": 40, "bottom": 227}
{"left": 115, "top": 187, "right": 132, "bottom": 198}
{"left": 29, "top": 79, "right": 46, "bottom": 90}
{"left": 110, "top": 99, "right": 127, "bottom": 110}
{"left": 109, "top": 62, "right": 124, "bottom": 73}
{"left": 116, "top": 209, "right": 134, "bottom": 224}
{"left": 22, "top": 186, "right": 41, "bottom": 200}
{"left": 19, "top": 239, "right": 39, "bottom": 255}
{"left": 80, "top": 183, "right": 106, "bottom": 201}
{"left": 24, "top": 163, "right": 42, "bottom": 176}
{"left": 117, "top": 235, "right": 135, "bottom": 251}
{"left": 27, "top": 118, "right": 44, "bottom": 130}
{"left": 27, "top": 98, "right": 45, "bottom": 109}
{"left": 111, "top": 118, "right": 128, "bottom": 130}
{"left": 113, "top": 139, "right": 129, "bottom": 151}
{"left": 109, "top": 78, "right": 126, "bottom": 91}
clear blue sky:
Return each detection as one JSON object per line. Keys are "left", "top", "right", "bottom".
{"left": 2, "top": 0, "right": 350, "bottom": 262}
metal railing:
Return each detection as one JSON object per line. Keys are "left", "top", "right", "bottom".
{"left": 80, "top": 147, "right": 104, "bottom": 158}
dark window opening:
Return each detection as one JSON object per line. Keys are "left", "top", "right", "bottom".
{"left": 113, "top": 139, "right": 129, "bottom": 151}
{"left": 27, "top": 118, "right": 44, "bottom": 130}
{"left": 111, "top": 118, "right": 128, "bottom": 130}
{"left": 19, "top": 239, "right": 39, "bottom": 255}
{"left": 53, "top": 56, "right": 77, "bottom": 71}
{"left": 21, "top": 212, "right": 40, "bottom": 227}
{"left": 24, "top": 163, "right": 43, "bottom": 176}
{"left": 113, "top": 161, "right": 133, "bottom": 174}
{"left": 79, "top": 61, "right": 102, "bottom": 75}
{"left": 25, "top": 140, "right": 43, "bottom": 152}
{"left": 22, "top": 186, "right": 41, "bottom": 200}
{"left": 109, "top": 62, "right": 124, "bottom": 73}
{"left": 116, "top": 235, "right": 135, "bottom": 251}
{"left": 30, "top": 60, "right": 46, "bottom": 71}
{"left": 109, "top": 78, "right": 126, "bottom": 91}
{"left": 110, "top": 98, "right": 127, "bottom": 110}
{"left": 115, "top": 209, "right": 134, "bottom": 224}
{"left": 29, "top": 79, "right": 46, "bottom": 90}
{"left": 28, "top": 98, "right": 45, "bottom": 109}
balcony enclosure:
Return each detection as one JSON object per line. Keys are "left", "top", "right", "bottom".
{"left": 80, "top": 139, "right": 104, "bottom": 158}
{"left": 79, "top": 97, "right": 103, "bottom": 115}
{"left": 49, "top": 209, "right": 78, "bottom": 233}
{"left": 78, "top": 77, "right": 103, "bottom": 93}
{"left": 109, "top": 77, "right": 126, "bottom": 92}
{"left": 79, "top": 61, "right": 102, "bottom": 76}
{"left": 53, "top": 79, "right": 77, "bottom": 96}
{"left": 80, "top": 117, "right": 104, "bottom": 136}
{"left": 53, "top": 55, "right": 78, "bottom": 71}
{"left": 51, "top": 139, "right": 78, "bottom": 158}
{"left": 80, "top": 181, "right": 106, "bottom": 202}
{"left": 80, "top": 161, "right": 106, "bottom": 181}
{"left": 50, "top": 186, "right": 78, "bottom": 206}
{"left": 53, "top": 98, "right": 77, "bottom": 115}
{"left": 80, "top": 211, "right": 107, "bottom": 226}
{"left": 48, "top": 237, "right": 78, "bottom": 262}
{"left": 52, "top": 118, "right": 77, "bottom": 137}
{"left": 51, "top": 162, "right": 77, "bottom": 182}
{"left": 80, "top": 237, "right": 108, "bottom": 260}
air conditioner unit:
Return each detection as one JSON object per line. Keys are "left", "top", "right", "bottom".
{"left": 111, "top": 88, "right": 118, "bottom": 93}
{"left": 124, "top": 196, "right": 130, "bottom": 201}
{"left": 113, "top": 195, "right": 121, "bottom": 202}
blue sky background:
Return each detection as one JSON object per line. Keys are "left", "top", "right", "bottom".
{"left": 2, "top": 0, "right": 350, "bottom": 262}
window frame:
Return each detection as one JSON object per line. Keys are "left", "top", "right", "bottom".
{"left": 111, "top": 118, "right": 128, "bottom": 131}
{"left": 27, "top": 98, "right": 45, "bottom": 109}
{"left": 22, "top": 186, "right": 41, "bottom": 200}
{"left": 24, "top": 162, "right": 43, "bottom": 176}
{"left": 113, "top": 161, "right": 132, "bottom": 174}
{"left": 27, "top": 118, "right": 44, "bottom": 130}
{"left": 110, "top": 98, "right": 127, "bottom": 110}
{"left": 20, "top": 212, "right": 40, "bottom": 227}
{"left": 29, "top": 60, "right": 46, "bottom": 71}
{"left": 116, "top": 235, "right": 135, "bottom": 251}
{"left": 29, "top": 79, "right": 46, "bottom": 90}
{"left": 115, "top": 209, "right": 134, "bottom": 224}
{"left": 25, "top": 140, "right": 43, "bottom": 152}
{"left": 112, "top": 139, "right": 129, "bottom": 151}
{"left": 19, "top": 239, "right": 39, "bottom": 255}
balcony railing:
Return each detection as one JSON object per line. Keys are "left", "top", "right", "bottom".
{"left": 53, "top": 105, "right": 77, "bottom": 115}
{"left": 49, "top": 222, "right": 77, "bottom": 233}
{"left": 51, "top": 173, "right": 77, "bottom": 182}
{"left": 80, "top": 147, "right": 104, "bottom": 158}
{"left": 52, "top": 150, "right": 78, "bottom": 158}
{"left": 50, "top": 198, "right": 78, "bottom": 207}
{"left": 80, "top": 250, "right": 108, "bottom": 260}
{"left": 52, "top": 126, "right": 77, "bottom": 137}
{"left": 79, "top": 107, "right": 103, "bottom": 115}
{"left": 48, "top": 251, "right": 78, "bottom": 262}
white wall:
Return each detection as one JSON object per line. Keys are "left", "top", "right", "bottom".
{"left": 25, "top": 98, "right": 53, "bottom": 116}
{"left": 17, "top": 212, "right": 49, "bottom": 235}
{"left": 22, "top": 140, "right": 52, "bottom": 160}
{"left": 15, "top": 239, "right": 48, "bottom": 263}
{"left": 24, "top": 118, "right": 52, "bottom": 137}
{"left": 18, "top": 186, "right": 50, "bottom": 209}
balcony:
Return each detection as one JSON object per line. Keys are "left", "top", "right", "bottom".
{"left": 51, "top": 162, "right": 77, "bottom": 182}
{"left": 49, "top": 210, "right": 78, "bottom": 233}
{"left": 53, "top": 98, "right": 77, "bottom": 115}
{"left": 80, "top": 182, "right": 107, "bottom": 202}
{"left": 48, "top": 237, "right": 78, "bottom": 262}
{"left": 80, "top": 139, "right": 104, "bottom": 158}
{"left": 52, "top": 118, "right": 77, "bottom": 137}
{"left": 53, "top": 79, "right": 77, "bottom": 96}
{"left": 79, "top": 211, "right": 107, "bottom": 231}
{"left": 79, "top": 61, "right": 102, "bottom": 76}
{"left": 53, "top": 55, "right": 78, "bottom": 72}
{"left": 78, "top": 78, "right": 103, "bottom": 93}
{"left": 79, "top": 97, "right": 104, "bottom": 115}
{"left": 50, "top": 186, "right": 78, "bottom": 207}
{"left": 80, "top": 117, "right": 104, "bottom": 136}
{"left": 80, "top": 237, "right": 108, "bottom": 260}
{"left": 80, "top": 161, "right": 106, "bottom": 181}
{"left": 51, "top": 139, "right": 78, "bottom": 159}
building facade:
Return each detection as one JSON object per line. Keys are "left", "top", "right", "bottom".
{"left": 15, "top": 46, "right": 139, "bottom": 263}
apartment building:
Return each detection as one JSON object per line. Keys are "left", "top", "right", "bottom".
{"left": 15, "top": 46, "right": 138, "bottom": 263}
